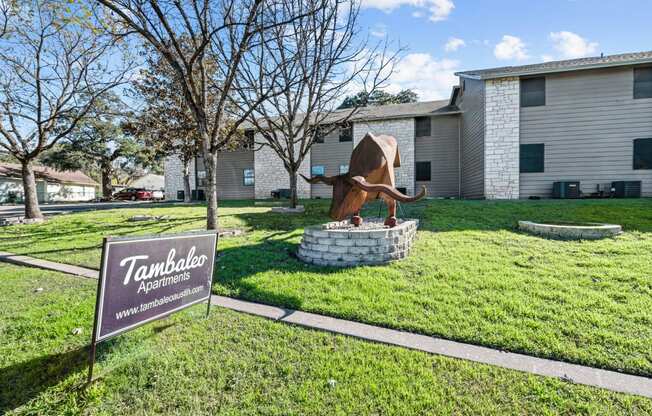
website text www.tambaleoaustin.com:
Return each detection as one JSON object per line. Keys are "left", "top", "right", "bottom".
{"left": 115, "top": 285, "right": 205, "bottom": 320}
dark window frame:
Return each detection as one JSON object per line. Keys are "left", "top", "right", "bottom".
{"left": 520, "top": 77, "right": 546, "bottom": 107}
{"left": 339, "top": 124, "right": 353, "bottom": 142}
{"left": 243, "top": 168, "right": 255, "bottom": 186}
{"left": 314, "top": 125, "right": 331, "bottom": 144}
{"left": 243, "top": 129, "right": 255, "bottom": 149}
{"left": 415, "top": 161, "right": 431, "bottom": 181}
{"left": 634, "top": 67, "right": 652, "bottom": 99}
{"left": 634, "top": 138, "right": 652, "bottom": 170}
{"left": 415, "top": 117, "right": 431, "bottom": 137}
{"left": 520, "top": 143, "right": 545, "bottom": 173}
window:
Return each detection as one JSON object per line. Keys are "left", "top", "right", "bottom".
{"left": 520, "top": 77, "right": 546, "bottom": 107}
{"left": 197, "top": 171, "right": 207, "bottom": 187}
{"left": 634, "top": 67, "right": 652, "bottom": 99}
{"left": 339, "top": 164, "right": 349, "bottom": 174}
{"left": 415, "top": 117, "right": 431, "bottom": 137}
{"left": 415, "top": 161, "right": 431, "bottom": 181}
{"left": 243, "top": 129, "right": 255, "bottom": 149}
{"left": 311, "top": 165, "right": 325, "bottom": 176}
{"left": 520, "top": 144, "right": 545, "bottom": 173}
{"left": 243, "top": 168, "right": 254, "bottom": 186}
{"left": 339, "top": 124, "right": 353, "bottom": 142}
{"left": 314, "top": 125, "right": 330, "bottom": 143}
{"left": 634, "top": 138, "right": 652, "bottom": 170}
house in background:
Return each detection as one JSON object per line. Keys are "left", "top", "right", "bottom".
{"left": 165, "top": 50, "right": 652, "bottom": 200}
{"left": 0, "top": 163, "right": 97, "bottom": 203}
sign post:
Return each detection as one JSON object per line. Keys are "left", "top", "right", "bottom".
{"left": 87, "top": 230, "right": 218, "bottom": 383}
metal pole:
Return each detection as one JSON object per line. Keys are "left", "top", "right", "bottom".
{"left": 87, "top": 341, "right": 97, "bottom": 384}
{"left": 87, "top": 237, "right": 107, "bottom": 386}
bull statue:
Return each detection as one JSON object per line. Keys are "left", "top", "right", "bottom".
{"left": 301, "top": 132, "right": 426, "bottom": 227}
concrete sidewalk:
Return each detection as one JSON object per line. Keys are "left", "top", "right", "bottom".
{"left": 0, "top": 252, "right": 99, "bottom": 279}
{"left": 2, "top": 251, "right": 652, "bottom": 399}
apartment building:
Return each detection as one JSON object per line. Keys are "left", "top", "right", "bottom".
{"left": 165, "top": 50, "right": 652, "bottom": 200}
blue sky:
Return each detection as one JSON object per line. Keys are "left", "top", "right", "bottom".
{"left": 356, "top": 0, "right": 652, "bottom": 100}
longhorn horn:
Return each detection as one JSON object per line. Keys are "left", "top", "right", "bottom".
{"left": 300, "top": 173, "right": 336, "bottom": 185}
{"left": 349, "top": 176, "right": 426, "bottom": 202}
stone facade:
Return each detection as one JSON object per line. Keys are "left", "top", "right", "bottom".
{"left": 484, "top": 77, "right": 520, "bottom": 199}
{"left": 353, "top": 118, "right": 416, "bottom": 195}
{"left": 297, "top": 218, "right": 418, "bottom": 267}
{"left": 518, "top": 221, "right": 622, "bottom": 240}
{"left": 164, "top": 156, "right": 196, "bottom": 200}
{"left": 253, "top": 133, "right": 311, "bottom": 199}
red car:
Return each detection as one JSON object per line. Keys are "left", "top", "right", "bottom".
{"left": 113, "top": 188, "right": 153, "bottom": 201}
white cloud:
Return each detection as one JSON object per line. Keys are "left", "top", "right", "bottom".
{"left": 428, "top": 0, "right": 455, "bottom": 22}
{"left": 444, "top": 37, "right": 465, "bottom": 52}
{"left": 361, "top": 0, "right": 454, "bottom": 23}
{"left": 370, "top": 23, "right": 387, "bottom": 38}
{"left": 549, "top": 31, "right": 598, "bottom": 59}
{"left": 385, "top": 53, "right": 459, "bottom": 100}
{"left": 494, "top": 35, "right": 529, "bottom": 61}
{"left": 541, "top": 54, "right": 554, "bottom": 62}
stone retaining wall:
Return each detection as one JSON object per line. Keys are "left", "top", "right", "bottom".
{"left": 298, "top": 218, "right": 418, "bottom": 267}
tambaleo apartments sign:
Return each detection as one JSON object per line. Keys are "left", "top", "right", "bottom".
{"left": 88, "top": 230, "right": 218, "bottom": 382}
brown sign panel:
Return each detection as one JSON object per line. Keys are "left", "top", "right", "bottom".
{"left": 94, "top": 231, "right": 217, "bottom": 342}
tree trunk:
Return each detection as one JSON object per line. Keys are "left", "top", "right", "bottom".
{"left": 182, "top": 161, "right": 192, "bottom": 203}
{"left": 203, "top": 149, "right": 219, "bottom": 230}
{"left": 289, "top": 169, "right": 298, "bottom": 209}
{"left": 21, "top": 160, "right": 43, "bottom": 219}
{"left": 101, "top": 160, "right": 114, "bottom": 198}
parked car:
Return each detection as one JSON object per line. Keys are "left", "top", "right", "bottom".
{"left": 151, "top": 190, "right": 164, "bottom": 201}
{"left": 113, "top": 188, "right": 153, "bottom": 201}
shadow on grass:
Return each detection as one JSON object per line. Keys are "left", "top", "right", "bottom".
{"left": 0, "top": 346, "right": 87, "bottom": 413}
{"left": 214, "top": 237, "right": 338, "bottom": 310}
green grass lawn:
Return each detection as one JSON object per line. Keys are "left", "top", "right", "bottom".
{"left": 2, "top": 263, "right": 651, "bottom": 415}
{"left": 1, "top": 199, "right": 651, "bottom": 378}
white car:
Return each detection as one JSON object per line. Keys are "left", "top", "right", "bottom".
{"left": 151, "top": 190, "right": 164, "bottom": 201}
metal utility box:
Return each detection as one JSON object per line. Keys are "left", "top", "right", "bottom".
{"left": 552, "top": 181, "right": 580, "bottom": 199}
{"left": 611, "top": 181, "right": 642, "bottom": 198}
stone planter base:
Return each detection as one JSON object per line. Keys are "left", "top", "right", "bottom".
{"left": 298, "top": 218, "right": 418, "bottom": 267}
{"left": 271, "top": 205, "right": 305, "bottom": 214}
{"left": 0, "top": 216, "right": 45, "bottom": 226}
{"left": 518, "top": 221, "right": 622, "bottom": 240}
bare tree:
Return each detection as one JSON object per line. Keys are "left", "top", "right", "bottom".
{"left": 0, "top": 0, "right": 134, "bottom": 218}
{"left": 0, "top": 1, "right": 12, "bottom": 38}
{"left": 237, "top": 0, "right": 399, "bottom": 208}
{"left": 96, "top": 0, "right": 315, "bottom": 229}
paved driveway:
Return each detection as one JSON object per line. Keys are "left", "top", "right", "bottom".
{"left": 0, "top": 200, "right": 165, "bottom": 218}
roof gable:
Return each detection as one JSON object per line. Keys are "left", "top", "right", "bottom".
{"left": 0, "top": 163, "right": 98, "bottom": 186}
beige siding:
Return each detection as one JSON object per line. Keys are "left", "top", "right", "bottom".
{"left": 310, "top": 129, "right": 353, "bottom": 198}
{"left": 520, "top": 66, "right": 652, "bottom": 198}
{"left": 197, "top": 149, "right": 255, "bottom": 200}
{"left": 458, "top": 78, "right": 485, "bottom": 198}
{"left": 414, "top": 115, "right": 460, "bottom": 197}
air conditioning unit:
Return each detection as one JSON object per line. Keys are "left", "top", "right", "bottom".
{"left": 552, "top": 181, "right": 580, "bottom": 199}
{"left": 612, "top": 181, "right": 642, "bottom": 198}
